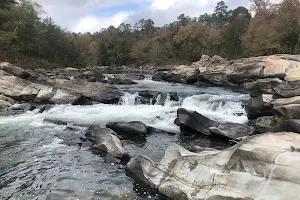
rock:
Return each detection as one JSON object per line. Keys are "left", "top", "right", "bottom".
{"left": 0, "top": 94, "right": 14, "bottom": 109}
{"left": 72, "top": 96, "right": 94, "bottom": 105}
{"left": 185, "top": 69, "right": 200, "bottom": 84}
{"left": 85, "top": 125, "right": 124, "bottom": 158}
{"left": 106, "top": 121, "right": 148, "bottom": 138}
{"left": 10, "top": 103, "right": 36, "bottom": 112}
{"left": 52, "top": 79, "right": 122, "bottom": 104}
{"left": 285, "top": 67, "right": 300, "bottom": 81}
{"left": 152, "top": 72, "right": 169, "bottom": 81}
{"left": 209, "top": 123, "right": 254, "bottom": 140}
{"left": 272, "top": 104, "right": 300, "bottom": 119}
{"left": 166, "top": 73, "right": 185, "bottom": 83}
{"left": 38, "top": 105, "right": 52, "bottom": 113}
{"left": 255, "top": 116, "right": 283, "bottom": 133}
{"left": 210, "top": 55, "right": 227, "bottom": 64}
{"left": 177, "top": 108, "right": 220, "bottom": 135}
{"left": 189, "top": 146, "right": 219, "bottom": 153}
{"left": 199, "top": 55, "right": 295, "bottom": 86}
{"left": 107, "top": 78, "right": 137, "bottom": 85}
{"left": 200, "top": 55, "right": 211, "bottom": 63}
{"left": 127, "top": 133, "right": 300, "bottom": 200}
{"left": 77, "top": 68, "right": 105, "bottom": 82}
{"left": 0, "top": 99, "right": 12, "bottom": 109}
{"left": 243, "top": 78, "right": 283, "bottom": 94}
{"left": 274, "top": 80, "right": 300, "bottom": 98}
{"left": 0, "top": 62, "right": 31, "bottom": 79}
{"left": 271, "top": 96, "right": 300, "bottom": 108}
{"left": 245, "top": 93, "right": 273, "bottom": 119}
{"left": 115, "top": 74, "right": 145, "bottom": 80}
{"left": 50, "top": 89, "right": 79, "bottom": 104}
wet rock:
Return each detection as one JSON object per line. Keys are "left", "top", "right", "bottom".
{"left": 189, "top": 146, "right": 219, "bottom": 153}
{"left": 185, "top": 69, "right": 200, "bottom": 84}
{"left": 209, "top": 123, "right": 254, "bottom": 140}
{"left": 38, "top": 105, "right": 52, "bottom": 113}
{"left": 115, "top": 74, "right": 145, "bottom": 80}
{"left": 85, "top": 125, "right": 124, "bottom": 158}
{"left": 152, "top": 72, "right": 172, "bottom": 81}
{"left": 177, "top": 108, "right": 220, "bottom": 135}
{"left": 106, "top": 121, "right": 148, "bottom": 138}
{"left": 245, "top": 93, "right": 273, "bottom": 120}
{"left": 10, "top": 103, "right": 36, "bottom": 112}
{"left": 107, "top": 78, "right": 137, "bottom": 85}
{"left": 127, "top": 133, "right": 300, "bottom": 200}
{"left": 72, "top": 96, "right": 94, "bottom": 105}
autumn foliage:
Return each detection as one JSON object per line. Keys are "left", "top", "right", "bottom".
{"left": 0, "top": 0, "right": 299, "bottom": 68}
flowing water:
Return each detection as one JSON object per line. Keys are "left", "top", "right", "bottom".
{"left": 0, "top": 78, "right": 249, "bottom": 200}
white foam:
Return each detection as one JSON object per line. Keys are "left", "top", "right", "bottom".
{"left": 39, "top": 137, "right": 66, "bottom": 150}
{"left": 0, "top": 90, "right": 248, "bottom": 133}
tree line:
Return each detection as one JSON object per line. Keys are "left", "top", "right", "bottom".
{"left": 0, "top": 0, "right": 299, "bottom": 68}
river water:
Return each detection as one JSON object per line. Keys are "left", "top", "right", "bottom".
{"left": 0, "top": 78, "right": 249, "bottom": 200}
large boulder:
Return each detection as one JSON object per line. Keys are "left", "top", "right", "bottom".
{"left": 85, "top": 125, "right": 124, "bottom": 158}
{"left": 106, "top": 121, "right": 148, "bottom": 138}
{"left": 50, "top": 79, "right": 122, "bottom": 104}
{"left": 0, "top": 69, "right": 122, "bottom": 105}
{"left": 243, "top": 78, "right": 283, "bottom": 94}
{"left": 245, "top": 93, "right": 273, "bottom": 119}
{"left": 0, "top": 62, "right": 31, "bottom": 79}
{"left": 209, "top": 123, "right": 254, "bottom": 140}
{"left": 198, "top": 55, "right": 296, "bottom": 86}
{"left": 274, "top": 80, "right": 300, "bottom": 98}
{"left": 127, "top": 133, "right": 300, "bottom": 200}
{"left": 177, "top": 108, "right": 220, "bottom": 135}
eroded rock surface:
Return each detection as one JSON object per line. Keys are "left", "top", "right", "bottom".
{"left": 127, "top": 133, "right": 300, "bottom": 200}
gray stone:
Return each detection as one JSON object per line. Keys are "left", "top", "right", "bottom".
{"left": 127, "top": 133, "right": 300, "bottom": 200}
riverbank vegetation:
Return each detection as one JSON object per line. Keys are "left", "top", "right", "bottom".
{"left": 0, "top": 0, "right": 299, "bottom": 68}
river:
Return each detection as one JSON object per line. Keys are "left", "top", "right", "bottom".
{"left": 0, "top": 78, "right": 249, "bottom": 200}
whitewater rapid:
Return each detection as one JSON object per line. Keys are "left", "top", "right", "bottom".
{"left": 0, "top": 78, "right": 249, "bottom": 200}
{"left": 0, "top": 82, "right": 248, "bottom": 133}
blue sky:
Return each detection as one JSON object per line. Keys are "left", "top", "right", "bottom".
{"left": 88, "top": 2, "right": 150, "bottom": 16}
{"left": 34, "top": 0, "right": 254, "bottom": 33}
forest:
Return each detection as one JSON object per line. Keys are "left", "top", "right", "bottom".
{"left": 0, "top": 0, "right": 299, "bottom": 68}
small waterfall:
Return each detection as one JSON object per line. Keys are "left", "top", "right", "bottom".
{"left": 119, "top": 92, "right": 139, "bottom": 106}
{"left": 144, "top": 75, "right": 152, "bottom": 80}
{"left": 154, "top": 94, "right": 162, "bottom": 105}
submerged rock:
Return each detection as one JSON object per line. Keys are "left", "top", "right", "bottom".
{"left": 177, "top": 108, "right": 220, "bottom": 135}
{"left": 106, "top": 121, "right": 148, "bottom": 138}
{"left": 85, "top": 125, "right": 124, "bottom": 158}
{"left": 127, "top": 133, "right": 300, "bottom": 200}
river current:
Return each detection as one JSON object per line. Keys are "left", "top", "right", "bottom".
{"left": 0, "top": 78, "right": 249, "bottom": 200}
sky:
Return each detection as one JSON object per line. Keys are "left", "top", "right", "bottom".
{"left": 33, "top": 0, "right": 253, "bottom": 33}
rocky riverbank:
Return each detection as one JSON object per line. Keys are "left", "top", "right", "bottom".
{"left": 1, "top": 55, "right": 300, "bottom": 200}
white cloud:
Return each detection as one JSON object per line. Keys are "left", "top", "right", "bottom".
{"left": 72, "top": 12, "right": 132, "bottom": 33}
{"left": 33, "top": 0, "right": 253, "bottom": 32}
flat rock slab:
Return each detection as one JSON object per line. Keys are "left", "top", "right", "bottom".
{"left": 127, "top": 133, "right": 300, "bottom": 200}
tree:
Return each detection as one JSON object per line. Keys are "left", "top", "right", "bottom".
{"left": 222, "top": 7, "right": 251, "bottom": 58}
{"left": 213, "top": 1, "right": 231, "bottom": 26}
